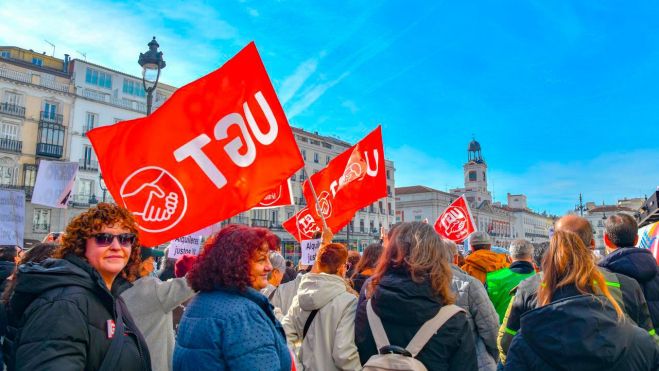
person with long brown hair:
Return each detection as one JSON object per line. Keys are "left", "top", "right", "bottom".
{"left": 4, "top": 203, "right": 151, "bottom": 371}
{"left": 354, "top": 222, "right": 477, "bottom": 370}
{"left": 350, "top": 242, "right": 383, "bottom": 293}
{"left": 504, "top": 230, "right": 659, "bottom": 370}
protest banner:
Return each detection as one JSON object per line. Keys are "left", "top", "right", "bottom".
{"left": 168, "top": 234, "right": 203, "bottom": 259}
{"left": 301, "top": 126, "right": 387, "bottom": 235}
{"left": 0, "top": 189, "right": 24, "bottom": 247}
{"left": 88, "top": 42, "right": 304, "bottom": 246}
{"left": 31, "top": 160, "right": 78, "bottom": 208}
{"left": 433, "top": 195, "right": 476, "bottom": 244}
{"left": 300, "top": 238, "right": 321, "bottom": 265}
{"left": 254, "top": 179, "right": 294, "bottom": 209}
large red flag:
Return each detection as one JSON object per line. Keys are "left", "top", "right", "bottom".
{"left": 88, "top": 42, "right": 304, "bottom": 246}
{"left": 434, "top": 195, "right": 476, "bottom": 243}
{"left": 282, "top": 207, "right": 321, "bottom": 242}
{"left": 301, "top": 126, "right": 386, "bottom": 235}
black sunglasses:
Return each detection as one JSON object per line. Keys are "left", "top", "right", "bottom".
{"left": 92, "top": 233, "right": 137, "bottom": 247}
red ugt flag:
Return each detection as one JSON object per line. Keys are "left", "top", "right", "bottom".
{"left": 434, "top": 195, "right": 476, "bottom": 244}
{"left": 88, "top": 42, "right": 304, "bottom": 246}
{"left": 301, "top": 126, "right": 387, "bottom": 236}
{"left": 282, "top": 207, "right": 321, "bottom": 242}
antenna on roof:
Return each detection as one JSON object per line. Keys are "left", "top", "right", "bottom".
{"left": 76, "top": 50, "right": 87, "bottom": 61}
{"left": 44, "top": 40, "right": 55, "bottom": 57}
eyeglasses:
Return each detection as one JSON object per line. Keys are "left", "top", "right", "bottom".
{"left": 92, "top": 233, "right": 137, "bottom": 247}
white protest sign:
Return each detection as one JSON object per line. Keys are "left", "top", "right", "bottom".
{"left": 301, "top": 238, "right": 322, "bottom": 265}
{"left": 167, "top": 234, "right": 203, "bottom": 259}
{"left": 0, "top": 189, "right": 25, "bottom": 247}
{"left": 31, "top": 160, "right": 78, "bottom": 208}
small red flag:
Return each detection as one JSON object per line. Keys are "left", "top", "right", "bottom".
{"left": 88, "top": 42, "right": 303, "bottom": 246}
{"left": 282, "top": 207, "right": 321, "bottom": 242}
{"left": 302, "top": 126, "right": 386, "bottom": 235}
{"left": 434, "top": 195, "right": 477, "bottom": 243}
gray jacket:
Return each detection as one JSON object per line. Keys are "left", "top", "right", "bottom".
{"left": 122, "top": 276, "right": 195, "bottom": 371}
{"left": 451, "top": 265, "right": 499, "bottom": 371}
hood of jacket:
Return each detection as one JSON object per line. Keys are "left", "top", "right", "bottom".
{"left": 297, "top": 273, "right": 350, "bottom": 311}
{"left": 598, "top": 247, "right": 658, "bottom": 283}
{"left": 465, "top": 249, "right": 509, "bottom": 273}
{"left": 371, "top": 267, "right": 443, "bottom": 327}
{"left": 9, "top": 254, "right": 129, "bottom": 321}
{"left": 520, "top": 291, "right": 632, "bottom": 370}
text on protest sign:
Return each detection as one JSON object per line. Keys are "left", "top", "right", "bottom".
{"left": 301, "top": 126, "right": 387, "bottom": 237}
{"left": 168, "top": 235, "right": 203, "bottom": 259}
{"left": 88, "top": 42, "right": 304, "bottom": 246}
{"left": 0, "top": 189, "right": 25, "bottom": 247}
{"left": 31, "top": 161, "right": 78, "bottom": 209}
{"left": 301, "top": 239, "right": 322, "bottom": 265}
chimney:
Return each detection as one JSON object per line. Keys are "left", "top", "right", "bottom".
{"left": 63, "top": 54, "right": 70, "bottom": 73}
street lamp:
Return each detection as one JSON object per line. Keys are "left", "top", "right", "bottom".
{"left": 99, "top": 173, "right": 107, "bottom": 203}
{"left": 138, "top": 36, "right": 166, "bottom": 115}
{"left": 574, "top": 193, "right": 586, "bottom": 216}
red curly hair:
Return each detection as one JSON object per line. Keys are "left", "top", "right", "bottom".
{"left": 187, "top": 224, "right": 275, "bottom": 292}
{"left": 54, "top": 203, "right": 142, "bottom": 283}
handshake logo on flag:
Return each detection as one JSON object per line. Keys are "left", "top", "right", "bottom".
{"left": 120, "top": 167, "right": 188, "bottom": 233}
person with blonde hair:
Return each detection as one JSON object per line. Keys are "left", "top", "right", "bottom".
{"left": 504, "top": 230, "right": 659, "bottom": 370}
{"left": 354, "top": 222, "right": 477, "bottom": 370}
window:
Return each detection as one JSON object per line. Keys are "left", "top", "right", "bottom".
{"left": 78, "top": 179, "right": 94, "bottom": 196}
{"left": 4, "top": 91, "right": 20, "bottom": 106}
{"left": 0, "top": 157, "right": 18, "bottom": 186}
{"left": 414, "top": 215, "right": 422, "bottom": 221}
{"left": 370, "top": 220, "right": 375, "bottom": 233}
{"left": 387, "top": 186, "right": 392, "bottom": 196}
{"left": 483, "top": 172, "right": 486, "bottom": 181}
{"left": 388, "top": 202, "right": 393, "bottom": 215}
{"left": 297, "top": 135, "right": 308, "bottom": 142}
{"left": 326, "top": 155, "right": 330, "bottom": 164}
{"left": 369, "top": 205, "right": 375, "bottom": 213}
{"left": 386, "top": 170, "right": 391, "bottom": 180}
{"left": 313, "top": 153, "right": 319, "bottom": 163}
{"left": 85, "top": 67, "right": 112, "bottom": 89}
{"left": 32, "top": 209, "right": 51, "bottom": 233}
{"left": 82, "top": 145, "right": 94, "bottom": 166}
{"left": 468, "top": 171, "right": 477, "bottom": 181}
{"left": 84, "top": 112, "right": 97, "bottom": 133}
{"left": 43, "top": 101, "right": 58, "bottom": 120}
{"left": 302, "top": 150, "right": 307, "bottom": 160}
{"left": 300, "top": 169, "right": 306, "bottom": 181}
{"left": 31, "top": 57, "right": 43, "bottom": 66}
{"left": 23, "top": 164, "right": 37, "bottom": 188}
{"left": 322, "top": 142, "right": 332, "bottom": 149}
{"left": 379, "top": 201, "right": 384, "bottom": 213}
{"left": 122, "top": 79, "right": 146, "bottom": 97}
{"left": 0, "top": 122, "right": 19, "bottom": 140}
{"left": 0, "top": 51, "right": 10, "bottom": 58}
{"left": 38, "top": 122, "right": 64, "bottom": 147}
{"left": 359, "top": 219, "right": 365, "bottom": 233}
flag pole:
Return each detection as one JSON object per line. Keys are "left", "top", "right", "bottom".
{"left": 303, "top": 165, "right": 329, "bottom": 231}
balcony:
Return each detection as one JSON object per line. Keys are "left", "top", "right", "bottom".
{"left": 71, "top": 194, "right": 94, "bottom": 208}
{"left": 0, "top": 137, "right": 22, "bottom": 154}
{"left": 251, "top": 219, "right": 270, "bottom": 228}
{"left": 0, "top": 103, "right": 25, "bottom": 118}
{"left": 36, "top": 143, "right": 63, "bottom": 158}
{"left": 78, "top": 159, "right": 99, "bottom": 172}
{"left": 40, "top": 111, "right": 63, "bottom": 125}
{"left": 0, "top": 184, "right": 34, "bottom": 200}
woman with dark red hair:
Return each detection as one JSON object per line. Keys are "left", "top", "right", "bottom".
{"left": 173, "top": 224, "right": 292, "bottom": 370}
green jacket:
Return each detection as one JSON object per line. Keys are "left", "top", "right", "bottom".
{"left": 486, "top": 267, "right": 535, "bottom": 324}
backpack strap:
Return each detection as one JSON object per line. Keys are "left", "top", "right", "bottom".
{"left": 98, "top": 300, "right": 126, "bottom": 371}
{"left": 302, "top": 309, "right": 319, "bottom": 339}
{"left": 405, "top": 304, "right": 465, "bottom": 357}
{"left": 366, "top": 299, "right": 390, "bottom": 350}
{"left": 268, "top": 287, "right": 277, "bottom": 301}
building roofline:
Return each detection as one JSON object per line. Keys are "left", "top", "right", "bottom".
{"left": 395, "top": 185, "right": 454, "bottom": 196}
{"left": 71, "top": 58, "right": 177, "bottom": 91}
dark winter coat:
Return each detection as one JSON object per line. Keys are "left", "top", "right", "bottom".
{"left": 4, "top": 254, "right": 151, "bottom": 371}
{"left": 354, "top": 267, "right": 478, "bottom": 371}
{"left": 599, "top": 247, "right": 659, "bottom": 330}
{"left": 504, "top": 285, "right": 659, "bottom": 371}
{"left": 0, "top": 260, "right": 15, "bottom": 294}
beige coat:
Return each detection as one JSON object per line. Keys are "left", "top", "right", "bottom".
{"left": 282, "top": 273, "right": 361, "bottom": 371}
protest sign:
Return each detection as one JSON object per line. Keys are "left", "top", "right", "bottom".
{"left": 301, "top": 126, "right": 387, "bottom": 235}
{"left": 0, "top": 189, "right": 24, "bottom": 247}
{"left": 300, "top": 238, "right": 321, "bottom": 265}
{"left": 31, "top": 160, "right": 78, "bottom": 208}
{"left": 88, "top": 42, "right": 304, "bottom": 246}
{"left": 434, "top": 195, "right": 476, "bottom": 244}
{"left": 168, "top": 235, "right": 203, "bottom": 259}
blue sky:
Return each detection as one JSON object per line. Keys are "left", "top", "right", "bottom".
{"left": 2, "top": 1, "right": 658, "bottom": 214}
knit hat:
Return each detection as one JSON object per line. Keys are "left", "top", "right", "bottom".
{"left": 469, "top": 231, "right": 492, "bottom": 247}
{"left": 175, "top": 254, "right": 197, "bottom": 278}
{"left": 269, "top": 251, "right": 286, "bottom": 273}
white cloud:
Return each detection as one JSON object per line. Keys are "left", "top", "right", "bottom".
{"left": 286, "top": 71, "right": 350, "bottom": 119}
{"left": 277, "top": 57, "right": 319, "bottom": 104}
{"left": 247, "top": 8, "right": 260, "bottom": 17}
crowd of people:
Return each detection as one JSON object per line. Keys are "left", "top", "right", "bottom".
{"left": 0, "top": 202, "right": 657, "bottom": 370}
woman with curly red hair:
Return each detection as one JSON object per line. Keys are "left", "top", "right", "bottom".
{"left": 173, "top": 224, "right": 292, "bottom": 370}
{"left": 4, "top": 203, "right": 151, "bottom": 371}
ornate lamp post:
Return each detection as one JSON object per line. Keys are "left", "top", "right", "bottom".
{"left": 138, "top": 36, "right": 166, "bottom": 115}
{"left": 99, "top": 173, "right": 107, "bottom": 203}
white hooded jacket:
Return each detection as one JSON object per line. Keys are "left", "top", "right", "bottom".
{"left": 282, "top": 273, "right": 361, "bottom": 371}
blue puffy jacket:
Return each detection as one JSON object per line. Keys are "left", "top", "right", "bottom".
{"left": 173, "top": 287, "right": 291, "bottom": 371}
